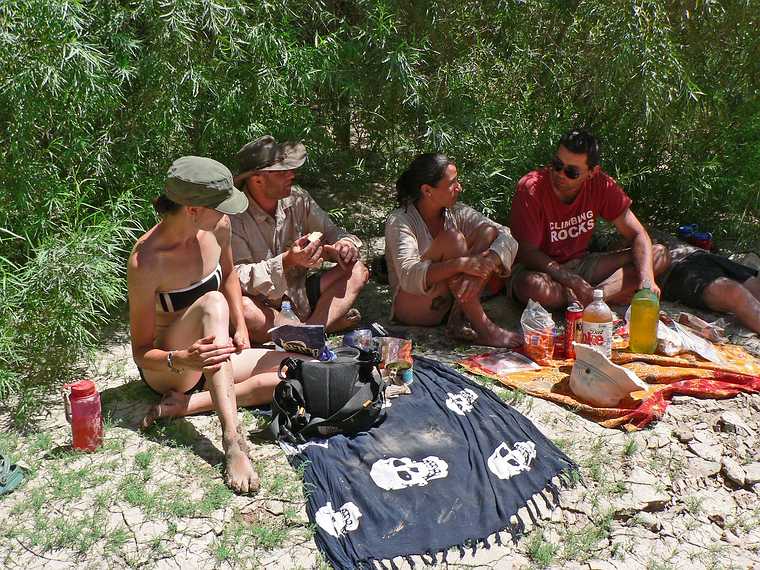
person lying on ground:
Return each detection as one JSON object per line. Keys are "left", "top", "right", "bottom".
{"left": 660, "top": 244, "right": 760, "bottom": 334}
{"left": 384, "top": 153, "right": 521, "bottom": 348}
{"left": 128, "top": 156, "right": 300, "bottom": 494}
{"left": 230, "top": 136, "right": 369, "bottom": 343}
{"left": 508, "top": 129, "right": 671, "bottom": 309}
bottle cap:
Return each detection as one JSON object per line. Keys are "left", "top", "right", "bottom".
{"left": 593, "top": 289, "right": 604, "bottom": 300}
{"left": 282, "top": 301, "right": 291, "bottom": 309}
{"left": 67, "top": 379, "right": 97, "bottom": 398}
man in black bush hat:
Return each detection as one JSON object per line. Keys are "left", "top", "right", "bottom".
{"left": 230, "top": 135, "right": 368, "bottom": 342}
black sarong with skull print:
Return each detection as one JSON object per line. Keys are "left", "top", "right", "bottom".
{"left": 281, "top": 356, "right": 579, "bottom": 569}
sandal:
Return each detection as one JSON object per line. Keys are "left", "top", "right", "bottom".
{"left": 0, "top": 453, "right": 25, "bottom": 496}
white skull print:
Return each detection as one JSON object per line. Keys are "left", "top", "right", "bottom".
{"left": 370, "top": 456, "right": 449, "bottom": 490}
{"left": 445, "top": 388, "right": 479, "bottom": 415}
{"left": 315, "top": 501, "right": 362, "bottom": 538}
{"left": 487, "top": 441, "right": 537, "bottom": 480}
{"left": 280, "top": 439, "right": 329, "bottom": 456}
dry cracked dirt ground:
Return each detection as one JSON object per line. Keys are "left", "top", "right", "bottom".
{"left": 2, "top": 261, "right": 760, "bottom": 569}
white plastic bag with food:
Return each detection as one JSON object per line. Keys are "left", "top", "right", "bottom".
{"left": 657, "top": 314, "right": 724, "bottom": 364}
{"left": 677, "top": 312, "right": 727, "bottom": 344}
{"left": 520, "top": 299, "right": 555, "bottom": 365}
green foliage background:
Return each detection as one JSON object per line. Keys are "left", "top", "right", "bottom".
{"left": 1, "top": 0, "right": 758, "bottom": 423}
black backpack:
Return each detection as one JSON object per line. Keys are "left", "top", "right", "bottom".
{"left": 259, "top": 348, "right": 386, "bottom": 444}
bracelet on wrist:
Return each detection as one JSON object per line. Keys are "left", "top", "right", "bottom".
{"left": 167, "top": 350, "right": 184, "bottom": 374}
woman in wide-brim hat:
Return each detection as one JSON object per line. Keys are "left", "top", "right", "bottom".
{"left": 127, "top": 156, "right": 295, "bottom": 495}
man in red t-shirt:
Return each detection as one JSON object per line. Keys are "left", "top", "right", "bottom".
{"left": 508, "top": 130, "right": 671, "bottom": 309}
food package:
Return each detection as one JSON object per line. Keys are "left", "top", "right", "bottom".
{"left": 656, "top": 321, "right": 683, "bottom": 356}
{"left": 467, "top": 351, "right": 541, "bottom": 376}
{"left": 677, "top": 312, "right": 727, "bottom": 344}
{"left": 269, "top": 323, "right": 327, "bottom": 358}
{"left": 657, "top": 314, "right": 724, "bottom": 364}
{"left": 520, "top": 299, "right": 555, "bottom": 365}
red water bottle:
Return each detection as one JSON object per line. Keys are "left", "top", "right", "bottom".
{"left": 63, "top": 380, "right": 103, "bottom": 451}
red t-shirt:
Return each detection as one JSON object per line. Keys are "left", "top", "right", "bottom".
{"left": 509, "top": 168, "right": 632, "bottom": 264}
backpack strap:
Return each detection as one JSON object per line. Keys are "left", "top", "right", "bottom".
{"left": 252, "top": 377, "right": 310, "bottom": 443}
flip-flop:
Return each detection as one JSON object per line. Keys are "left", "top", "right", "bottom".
{"left": 0, "top": 453, "right": 25, "bottom": 496}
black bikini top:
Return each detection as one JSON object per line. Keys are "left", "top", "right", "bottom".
{"left": 156, "top": 264, "right": 222, "bottom": 313}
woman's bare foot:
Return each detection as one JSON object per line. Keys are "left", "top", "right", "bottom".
{"left": 472, "top": 320, "right": 523, "bottom": 349}
{"left": 223, "top": 435, "right": 260, "bottom": 494}
{"left": 140, "top": 390, "right": 190, "bottom": 430}
{"left": 474, "top": 328, "right": 523, "bottom": 348}
{"left": 445, "top": 306, "right": 478, "bottom": 342}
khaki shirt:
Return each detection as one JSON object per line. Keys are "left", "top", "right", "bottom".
{"left": 384, "top": 203, "right": 517, "bottom": 312}
{"left": 231, "top": 186, "right": 362, "bottom": 319}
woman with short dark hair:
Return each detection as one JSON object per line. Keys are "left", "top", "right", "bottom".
{"left": 384, "top": 153, "right": 521, "bottom": 347}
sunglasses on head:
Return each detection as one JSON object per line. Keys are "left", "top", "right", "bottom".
{"left": 550, "top": 157, "right": 582, "bottom": 180}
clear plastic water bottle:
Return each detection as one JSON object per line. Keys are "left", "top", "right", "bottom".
{"left": 277, "top": 301, "right": 301, "bottom": 326}
{"left": 274, "top": 300, "right": 301, "bottom": 351}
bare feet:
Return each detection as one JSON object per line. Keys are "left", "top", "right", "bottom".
{"left": 472, "top": 320, "right": 523, "bottom": 349}
{"left": 326, "top": 307, "right": 362, "bottom": 334}
{"left": 445, "top": 306, "right": 478, "bottom": 342}
{"left": 223, "top": 435, "right": 260, "bottom": 494}
{"left": 140, "top": 390, "right": 190, "bottom": 430}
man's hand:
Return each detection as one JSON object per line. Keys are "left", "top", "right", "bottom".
{"left": 562, "top": 273, "right": 595, "bottom": 306}
{"left": 640, "top": 278, "right": 661, "bottom": 298}
{"left": 322, "top": 239, "right": 359, "bottom": 271}
{"left": 284, "top": 235, "right": 323, "bottom": 269}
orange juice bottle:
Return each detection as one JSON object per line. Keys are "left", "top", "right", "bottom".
{"left": 581, "top": 289, "right": 613, "bottom": 358}
{"left": 629, "top": 283, "right": 660, "bottom": 354}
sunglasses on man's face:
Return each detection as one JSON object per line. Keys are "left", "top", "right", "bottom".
{"left": 550, "top": 157, "right": 582, "bottom": 180}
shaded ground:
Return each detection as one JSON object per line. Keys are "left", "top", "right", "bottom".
{"left": 2, "top": 239, "right": 760, "bottom": 569}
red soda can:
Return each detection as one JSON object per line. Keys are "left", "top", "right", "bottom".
{"left": 565, "top": 303, "right": 584, "bottom": 360}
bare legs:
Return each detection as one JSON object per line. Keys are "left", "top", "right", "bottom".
{"left": 702, "top": 276, "right": 760, "bottom": 334}
{"left": 141, "top": 291, "right": 258, "bottom": 494}
{"left": 513, "top": 245, "right": 671, "bottom": 310}
{"left": 144, "top": 349, "right": 298, "bottom": 420}
{"left": 242, "top": 296, "right": 277, "bottom": 345}
{"left": 591, "top": 244, "right": 671, "bottom": 304}
{"left": 242, "top": 261, "right": 369, "bottom": 342}
{"left": 393, "top": 228, "right": 521, "bottom": 348}
{"left": 306, "top": 261, "right": 368, "bottom": 332}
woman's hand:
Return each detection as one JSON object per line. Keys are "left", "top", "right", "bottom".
{"left": 233, "top": 327, "right": 251, "bottom": 352}
{"left": 177, "top": 335, "right": 238, "bottom": 372}
{"left": 459, "top": 252, "right": 498, "bottom": 279}
{"left": 451, "top": 275, "right": 486, "bottom": 304}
